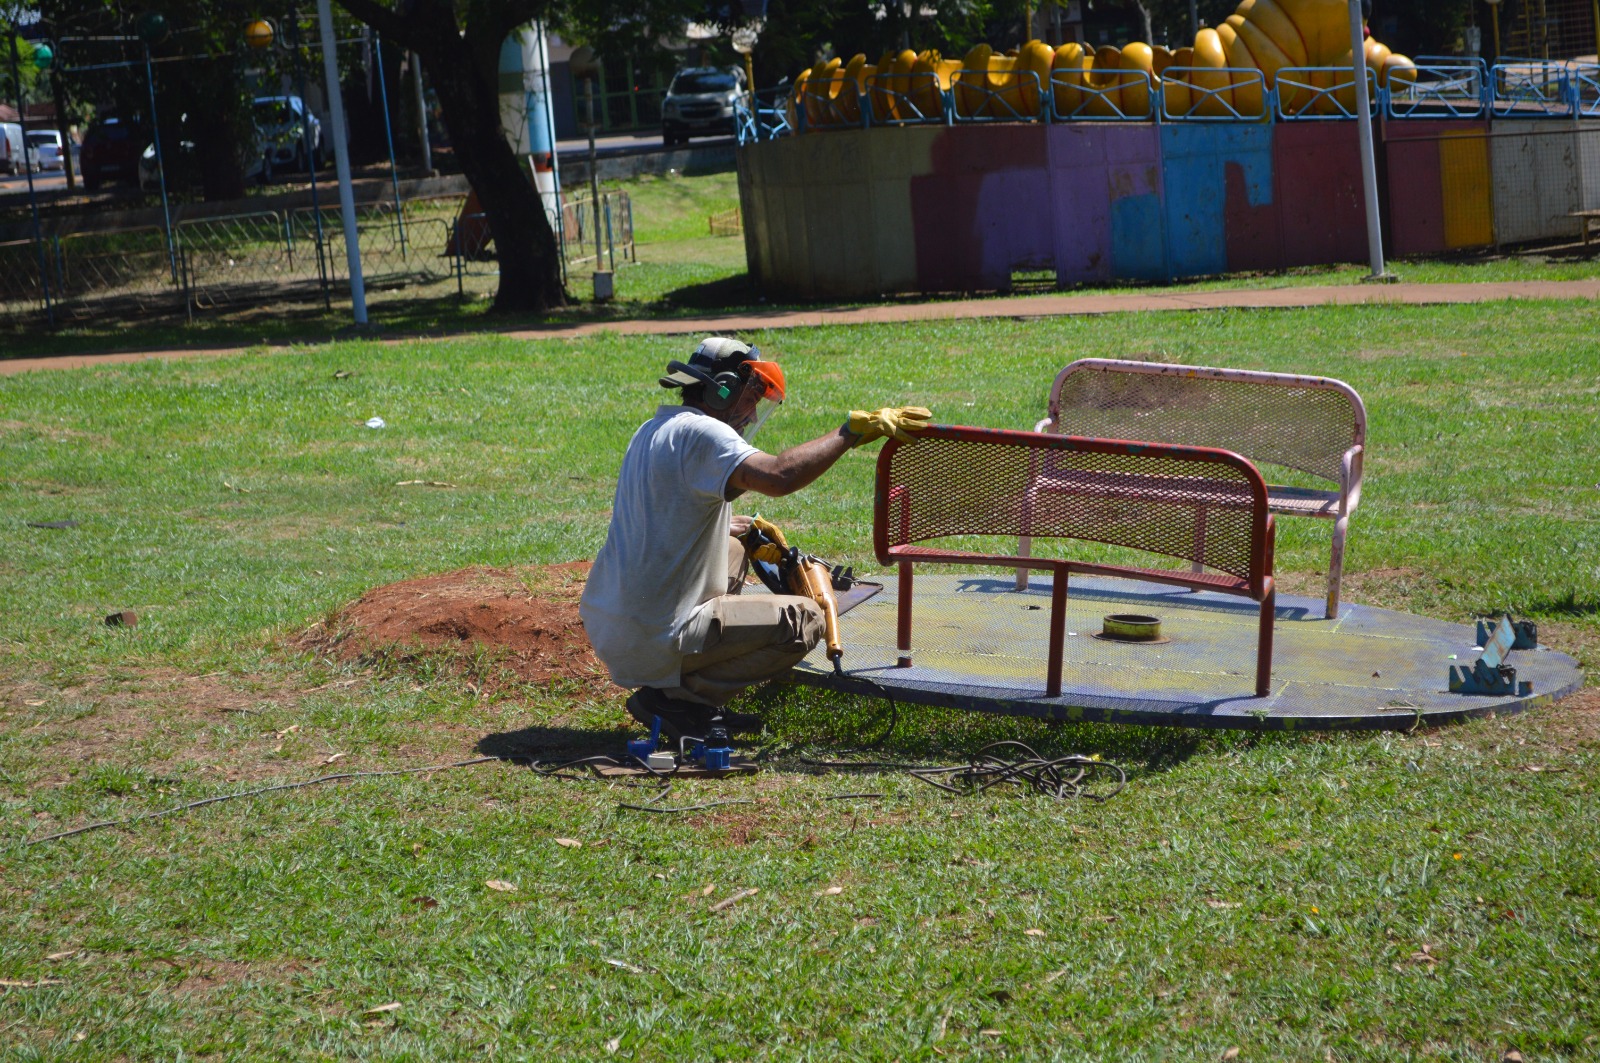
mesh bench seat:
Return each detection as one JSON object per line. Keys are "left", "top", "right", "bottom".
{"left": 1019, "top": 359, "right": 1366, "bottom": 618}
{"left": 876, "top": 425, "right": 1277, "bottom": 698}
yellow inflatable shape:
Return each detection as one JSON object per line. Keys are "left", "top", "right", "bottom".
{"left": 1086, "top": 45, "right": 1124, "bottom": 116}
{"left": 834, "top": 54, "right": 869, "bottom": 123}
{"left": 984, "top": 52, "right": 1025, "bottom": 118}
{"left": 1384, "top": 54, "right": 1417, "bottom": 90}
{"left": 907, "top": 51, "right": 951, "bottom": 118}
{"left": 1363, "top": 39, "right": 1390, "bottom": 84}
{"left": 1216, "top": 22, "right": 1265, "bottom": 115}
{"left": 1119, "top": 42, "right": 1156, "bottom": 116}
{"left": 954, "top": 44, "right": 992, "bottom": 117}
{"left": 1236, "top": 0, "right": 1307, "bottom": 66}
{"left": 1322, "top": 53, "right": 1353, "bottom": 114}
{"left": 803, "top": 57, "right": 843, "bottom": 129}
{"left": 1164, "top": 46, "right": 1195, "bottom": 116}
{"left": 1052, "top": 42, "right": 1092, "bottom": 116}
{"left": 1191, "top": 28, "right": 1233, "bottom": 116}
{"left": 796, "top": 0, "right": 1418, "bottom": 126}
{"left": 1017, "top": 39, "right": 1055, "bottom": 115}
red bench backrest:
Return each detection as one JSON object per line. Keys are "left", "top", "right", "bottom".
{"left": 875, "top": 425, "right": 1272, "bottom": 593}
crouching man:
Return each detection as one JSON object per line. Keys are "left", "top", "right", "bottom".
{"left": 579, "top": 337, "right": 930, "bottom": 740}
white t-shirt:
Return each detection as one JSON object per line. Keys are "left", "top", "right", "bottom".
{"left": 580, "top": 406, "right": 759, "bottom": 689}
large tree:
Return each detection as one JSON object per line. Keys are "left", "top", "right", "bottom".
{"left": 332, "top": 0, "right": 576, "bottom": 313}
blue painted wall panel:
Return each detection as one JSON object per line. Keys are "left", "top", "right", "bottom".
{"left": 1159, "top": 124, "right": 1274, "bottom": 279}
{"left": 1110, "top": 193, "right": 1167, "bottom": 280}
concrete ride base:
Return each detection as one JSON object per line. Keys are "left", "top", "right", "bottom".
{"left": 791, "top": 573, "right": 1583, "bottom": 731}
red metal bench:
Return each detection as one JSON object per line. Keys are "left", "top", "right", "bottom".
{"left": 875, "top": 424, "right": 1278, "bottom": 698}
{"left": 1019, "top": 359, "right": 1365, "bottom": 618}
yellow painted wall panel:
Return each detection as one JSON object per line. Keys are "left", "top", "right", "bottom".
{"left": 1439, "top": 132, "right": 1492, "bottom": 249}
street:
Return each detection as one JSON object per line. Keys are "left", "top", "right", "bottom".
{"left": 0, "top": 168, "right": 69, "bottom": 196}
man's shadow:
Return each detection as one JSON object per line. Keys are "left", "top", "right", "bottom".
{"left": 475, "top": 724, "right": 623, "bottom": 763}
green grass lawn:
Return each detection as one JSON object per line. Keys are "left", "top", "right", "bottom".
{"left": 2, "top": 303, "right": 1598, "bottom": 1059}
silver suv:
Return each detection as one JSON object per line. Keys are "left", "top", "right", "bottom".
{"left": 661, "top": 67, "right": 744, "bottom": 146}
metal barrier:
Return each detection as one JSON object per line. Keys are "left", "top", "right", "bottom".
{"left": 1386, "top": 62, "right": 1486, "bottom": 119}
{"left": 0, "top": 238, "right": 48, "bottom": 320}
{"left": 952, "top": 68, "right": 1046, "bottom": 122}
{"left": 1576, "top": 64, "right": 1600, "bottom": 117}
{"left": 1412, "top": 55, "right": 1489, "bottom": 77}
{"left": 734, "top": 101, "right": 794, "bottom": 144}
{"left": 0, "top": 194, "right": 517, "bottom": 326}
{"left": 1050, "top": 68, "right": 1156, "bottom": 121}
{"left": 177, "top": 211, "right": 309, "bottom": 310}
{"left": 559, "top": 192, "right": 635, "bottom": 270}
{"left": 1275, "top": 66, "right": 1378, "bottom": 120}
{"left": 864, "top": 72, "right": 946, "bottom": 125}
{"left": 1159, "top": 68, "right": 1269, "bottom": 121}
{"left": 1491, "top": 61, "right": 1573, "bottom": 118}
{"left": 54, "top": 227, "right": 182, "bottom": 317}
{"left": 797, "top": 77, "right": 868, "bottom": 132}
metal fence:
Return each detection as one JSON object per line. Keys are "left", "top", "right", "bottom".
{"left": 559, "top": 192, "right": 635, "bottom": 270}
{"left": 0, "top": 191, "right": 626, "bottom": 327}
{"left": 740, "top": 60, "right": 1600, "bottom": 142}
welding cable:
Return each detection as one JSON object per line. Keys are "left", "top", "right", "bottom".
{"left": 24, "top": 756, "right": 501, "bottom": 846}
{"left": 908, "top": 742, "right": 1128, "bottom": 802}
{"left": 615, "top": 797, "right": 755, "bottom": 814}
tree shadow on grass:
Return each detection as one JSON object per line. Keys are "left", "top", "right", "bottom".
{"left": 650, "top": 271, "right": 761, "bottom": 311}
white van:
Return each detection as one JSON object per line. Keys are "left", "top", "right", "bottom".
{"left": 26, "top": 129, "right": 63, "bottom": 170}
{"left": 0, "top": 122, "right": 33, "bottom": 176}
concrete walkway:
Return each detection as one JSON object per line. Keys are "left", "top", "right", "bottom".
{"left": 4, "top": 277, "right": 1596, "bottom": 376}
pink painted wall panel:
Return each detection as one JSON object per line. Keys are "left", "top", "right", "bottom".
{"left": 1273, "top": 122, "right": 1367, "bottom": 267}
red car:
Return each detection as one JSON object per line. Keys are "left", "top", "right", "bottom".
{"left": 79, "top": 118, "right": 145, "bottom": 190}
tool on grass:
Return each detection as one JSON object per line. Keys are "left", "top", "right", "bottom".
{"left": 742, "top": 516, "right": 860, "bottom": 674}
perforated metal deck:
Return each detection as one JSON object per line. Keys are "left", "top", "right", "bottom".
{"left": 791, "top": 573, "right": 1582, "bottom": 730}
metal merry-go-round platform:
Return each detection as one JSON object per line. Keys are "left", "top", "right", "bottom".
{"left": 789, "top": 573, "right": 1582, "bottom": 731}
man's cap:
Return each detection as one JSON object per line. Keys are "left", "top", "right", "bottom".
{"left": 660, "top": 336, "right": 755, "bottom": 390}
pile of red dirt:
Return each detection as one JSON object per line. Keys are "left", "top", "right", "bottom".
{"left": 301, "top": 563, "right": 618, "bottom": 693}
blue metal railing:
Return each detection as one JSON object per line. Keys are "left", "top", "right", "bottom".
{"left": 1490, "top": 60, "right": 1573, "bottom": 118}
{"left": 1049, "top": 68, "right": 1156, "bottom": 121}
{"left": 1159, "top": 67, "right": 1269, "bottom": 121}
{"left": 1275, "top": 66, "right": 1378, "bottom": 120}
{"left": 729, "top": 57, "right": 1600, "bottom": 145}
{"left": 950, "top": 68, "right": 1047, "bottom": 123}
{"left": 1574, "top": 63, "right": 1600, "bottom": 118}
{"left": 1385, "top": 62, "right": 1485, "bottom": 119}
{"left": 863, "top": 72, "right": 946, "bottom": 126}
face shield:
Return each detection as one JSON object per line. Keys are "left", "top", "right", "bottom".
{"left": 735, "top": 359, "right": 786, "bottom": 442}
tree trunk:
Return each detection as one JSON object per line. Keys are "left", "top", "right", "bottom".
{"left": 196, "top": 111, "right": 247, "bottom": 202}
{"left": 51, "top": 72, "right": 75, "bottom": 191}
{"left": 335, "top": 0, "right": 567, "bottom": 314}
{"left": 1135, "top": 0, "right": 1155, "bottom": 45}
{"left": 427, "top": 40, "right": 565, "bottom": 313}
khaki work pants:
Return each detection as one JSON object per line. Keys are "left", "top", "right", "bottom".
{"left": 665, "top": 537, "right": 824, "bottom": 707}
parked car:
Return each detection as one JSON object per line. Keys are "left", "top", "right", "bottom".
{"left": 661, "top": 67, "right": 744, "bottom": 146}
{"left": 0, "top": 122, "right": 36, "bottom": 176}
{"left": 251, "top": 95, "right": 323, "bottom": 176}
{"left": 80, "top": 118, "right": 146, "bottom": 189}
{"left": 138, "top": 135, "right": 194, "bottom": 189}
{"left": 25, "top": 130, "right": 64, "bottom": 171}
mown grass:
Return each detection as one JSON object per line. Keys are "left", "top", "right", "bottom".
{"left": 1, "top": 302, "right": 1598, "bottom": 1059}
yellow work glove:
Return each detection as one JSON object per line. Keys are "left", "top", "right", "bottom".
{"left": 846, "top": 406, "right": 933, "bottom": 446}
{"left": 745, "top": 515, "right": 789, "bottom": 564}
{"left": 751, "top": 515, "right": 789, "bottom": 549}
